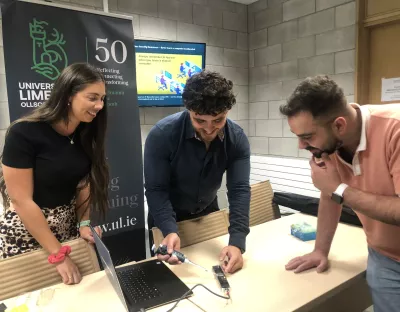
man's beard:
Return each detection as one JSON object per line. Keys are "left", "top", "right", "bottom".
{"left": 305, "top": 138, "right": 343, "bottom": 158}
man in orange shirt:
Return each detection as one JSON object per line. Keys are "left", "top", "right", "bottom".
{"left": 280, "top": 75, "right": 400, "bottom": 312}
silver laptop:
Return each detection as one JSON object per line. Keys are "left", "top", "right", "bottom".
{"left": 90, "top": 225, "right": 193, "bottom": 312}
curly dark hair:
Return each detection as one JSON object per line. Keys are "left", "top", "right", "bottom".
{"left": 280, "top": 75, "right": 347, "bottom": 121}
{"left": 182, "top": 70, "right": 236, "bottom": 116}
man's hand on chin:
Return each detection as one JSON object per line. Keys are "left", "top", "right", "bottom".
{"left": 219, "top": 245, "right": 243, "bottom": 274}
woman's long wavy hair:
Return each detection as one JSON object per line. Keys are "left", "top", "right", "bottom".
{"left": 0, "top": 63, "right": 109, "bottom": 221}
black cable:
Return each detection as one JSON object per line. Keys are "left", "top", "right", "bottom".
{"left": 166, "top": 284, "right": 230, "bottom": 312}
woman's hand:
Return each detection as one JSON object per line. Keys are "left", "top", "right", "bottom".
{"left": 55, "top": 256, "right": 82, "bottom": 285}
{"left": 79, "top": 226, "right": 102, "bottom": 244}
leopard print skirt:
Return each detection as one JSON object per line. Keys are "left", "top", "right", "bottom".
{"left": 0, "top": 198, "right": 79, "bottom": 259}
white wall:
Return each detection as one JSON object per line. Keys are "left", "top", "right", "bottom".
{"left": 251, "top": 155, "right": 319, "bottom": 197}
{"left": 247, "top": 0, "right": 356, "bottom": 159}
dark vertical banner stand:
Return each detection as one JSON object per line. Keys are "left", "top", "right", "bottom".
{"left": 2, "top": 0, "right": 146, "bottom": 264}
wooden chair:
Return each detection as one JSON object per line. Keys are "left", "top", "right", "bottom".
{"left": 0, "top": 238, "right": 100, "bottom": 301}
{"left": 249, "top": 180, "right": 281, "bottom": 227}
{"left": 152, "top": 181, "right": 280, "bottom": 247}
{"left": 151, "top": 210, "right": 230, "bottom": 248}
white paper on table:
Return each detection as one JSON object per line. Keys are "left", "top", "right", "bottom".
{"left": 381, "top": 77, "right": 400, "bottom": 102}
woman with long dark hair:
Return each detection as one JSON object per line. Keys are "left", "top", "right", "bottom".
{"left": 0, "top": 63, "right": 109, "bottom": 285}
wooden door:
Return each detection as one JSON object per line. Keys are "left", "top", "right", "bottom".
{"left": 356, "top": 0, "right": 400, "bottom": 104}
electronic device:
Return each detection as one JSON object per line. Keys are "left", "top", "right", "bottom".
{"left": 331, "top": 183, "right": 349, "bottom": 204}
{"left": 90, "top": 226, "right": 192, "bottom": 312}
{"left": 152, "top": 244, "right": 208, "bottom": 272}
{"left": 134, "top": 39, "right": 206, "bottom": 107}
{"left": 212, "top": 265, "right": 230, "bottom": 293}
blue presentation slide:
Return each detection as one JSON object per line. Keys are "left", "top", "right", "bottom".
{"left": 135, "top": 40, "right": 206, "bottom": 107}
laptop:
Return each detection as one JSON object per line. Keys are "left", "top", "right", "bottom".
{"left": 90, "top": 225, "right": 193, "bottom": 312}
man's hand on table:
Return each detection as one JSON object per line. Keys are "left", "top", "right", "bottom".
{"left": 220, "top": 245, "right": 243, "bottom": 274}
{"left": 158, "top": 233, "right": 182, "bottom": 265}
{"left": 285, "top": 250, "right": 329, "bottom": 273}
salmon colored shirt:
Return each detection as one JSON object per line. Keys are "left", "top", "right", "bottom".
{"left": 333, "top": 103, "right": 400, "bottom": 262}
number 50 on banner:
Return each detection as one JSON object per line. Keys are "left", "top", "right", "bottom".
{"left": 95, "top": 38, "right": 127, "bottom": 64}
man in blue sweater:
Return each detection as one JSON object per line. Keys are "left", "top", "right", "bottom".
{"left": 144, "top": 70, "right": 251, "bottom": 273}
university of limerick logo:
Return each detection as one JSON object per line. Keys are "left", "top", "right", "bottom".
{"left": 30, "top": 18, "right": 68, "bottom": 80}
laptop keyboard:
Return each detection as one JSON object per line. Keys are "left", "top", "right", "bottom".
{"left": 117, "top": 268, "right": 162, "bottom": 304}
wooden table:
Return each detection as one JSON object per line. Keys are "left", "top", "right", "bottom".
{"left": 3, "top": 214, "right": 371, "bottom": 312}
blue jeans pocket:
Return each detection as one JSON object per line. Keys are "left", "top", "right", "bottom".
{"left": 366, "top": 247, "right": 400, "bottom": 312}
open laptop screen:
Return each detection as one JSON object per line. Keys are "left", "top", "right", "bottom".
{"left": 90, "top": 225, "right": 129, "bottom": 312}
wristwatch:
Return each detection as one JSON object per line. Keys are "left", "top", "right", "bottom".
{"left": 331, "top": 183, "right": 348, "bottom": 204}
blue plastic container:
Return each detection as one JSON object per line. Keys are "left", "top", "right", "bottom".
{"left": 290, "top": 222, "right": 316, "bottom": 241}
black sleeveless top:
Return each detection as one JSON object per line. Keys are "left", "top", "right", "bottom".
{"left": 2, "top": 121, "right": 91, "bottom": 208}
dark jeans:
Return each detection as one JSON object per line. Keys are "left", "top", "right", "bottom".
{"left": 148, "top": 197, "right": 220, "bottom": 255}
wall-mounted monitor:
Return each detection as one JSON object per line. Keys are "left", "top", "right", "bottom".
{"left": 134, "top": 40, "right": 206, "bottom": 107}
